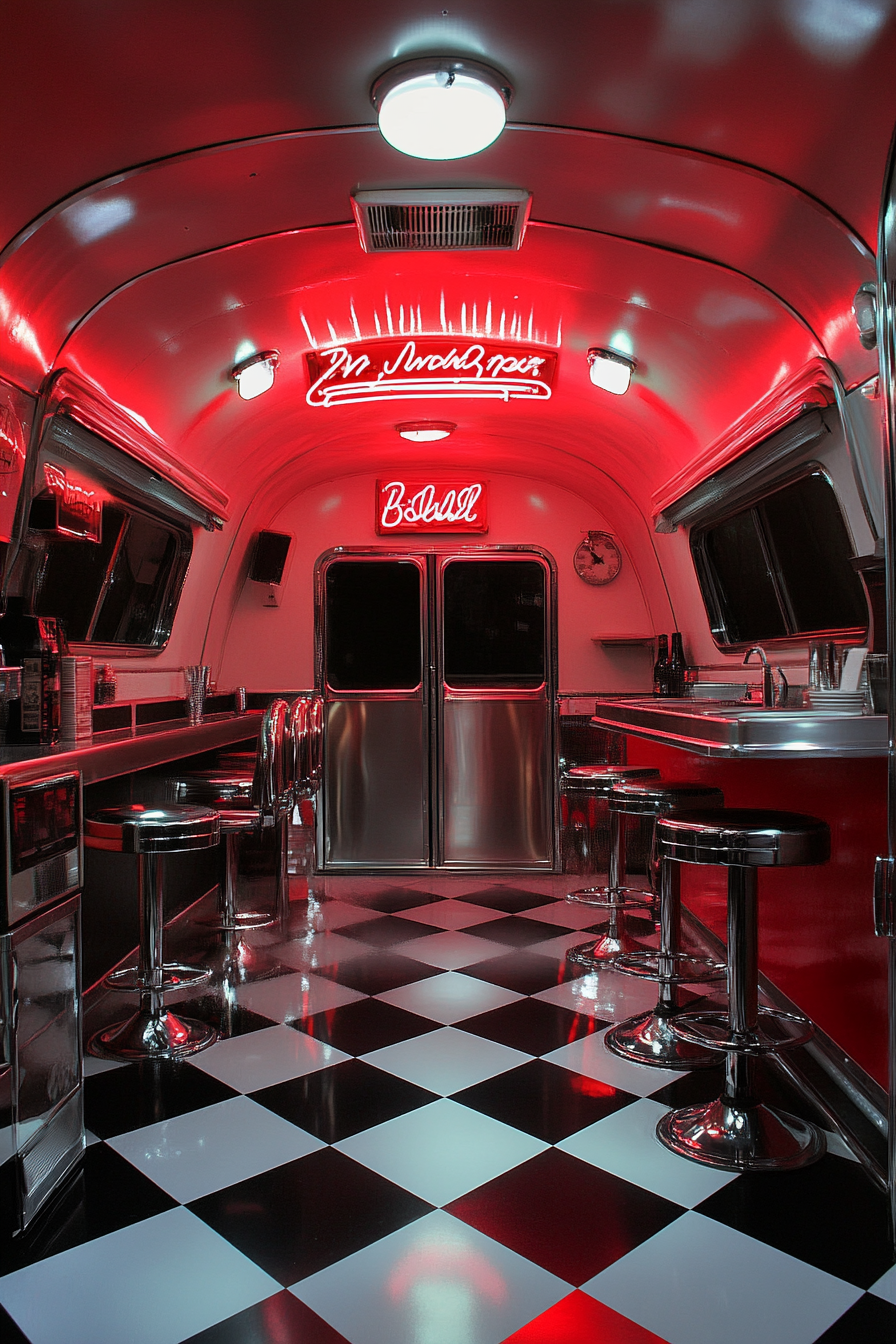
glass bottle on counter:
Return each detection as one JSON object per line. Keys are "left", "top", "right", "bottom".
{"left": 0, "top": 597, "right": 62, "bottom": 744}
{"left": 653, "top": 634, "right": 670, "bottom": 696}
{"left": 668, "top": 631, "right": 686, "bottom": 698}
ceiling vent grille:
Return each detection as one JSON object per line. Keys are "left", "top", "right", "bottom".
{"left": 352, "top": 189, "right": 531, "bottom": 253}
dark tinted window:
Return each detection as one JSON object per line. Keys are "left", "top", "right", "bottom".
{"left": 443, "top": 559, "right": 546, "bottom": 688}
{"left": 693, "top": 471, "right": 867, "bottom": 645}
{"left": 325, "top": 560, "right": 422, "bottom": 691}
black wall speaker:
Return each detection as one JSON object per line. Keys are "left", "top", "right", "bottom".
{"left": 249, "top": 530, "right": 292, "bottom": 585}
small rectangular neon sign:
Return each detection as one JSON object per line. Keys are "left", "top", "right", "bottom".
{"left": 376, "top": 479, "right": 488, "bottom": 534}
{"left": 307, "top": 338, "right": 557, "bottom": 408}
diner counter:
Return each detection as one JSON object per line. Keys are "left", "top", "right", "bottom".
{"left": 0, "top": 710, "right": 262, "bottom": 785}
{"left": 591, "top": 696, "right": 888, "bottom": 758}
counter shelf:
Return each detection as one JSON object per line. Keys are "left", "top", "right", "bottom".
{"left": 591, "top": 697, "right": 887, "bottom": 759}
{"left": 0, "top": 710, "right": 262, "bottom": 786}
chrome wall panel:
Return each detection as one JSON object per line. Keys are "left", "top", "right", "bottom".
{"left": 323, "top": 699, "right": 428, "bottom": 867}
{"left": 441, "top": 696, "right": 552, "bottom": 866}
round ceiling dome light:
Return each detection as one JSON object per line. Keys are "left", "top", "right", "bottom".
{"left": 372, "top": 58, "right": 511, "bottom": 160}
{"left": 396, "top": 421, "right": 456, "bottom": 442}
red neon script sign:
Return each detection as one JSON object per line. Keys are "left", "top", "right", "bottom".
{"left": 307, "top": 338, "right": 557, "bottom": 408}
{"left": 376, "top": 479, "right": 488, "bottom": 534}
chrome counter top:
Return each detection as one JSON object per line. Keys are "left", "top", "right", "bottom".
{"left": 591, "top": 698, "right": 888, "bottom": 758}
{"left": 0, "top": 711, "right": 261, "bottom": 785}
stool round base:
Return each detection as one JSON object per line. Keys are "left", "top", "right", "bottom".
{"left": 566, "top": 925, "right": 653, "bottom": 966}
{"left": 200, "top": 910, "right": 277, "bottom": 932}
{"left": 202, "top": 934, "right": 280, "bottom": 985}
{"left": 566, "top": 886, "right": 653, "bottom": 910}
{"left": 656, "top": 1096, "right": 826, "bottom": 1172}
{"left": 88, "top": 1009, "right": 217, "bottom": 1061}
{"left": 672, "top": 1007, "right": 813, "bottom": 1056}
{"left": 605, "top": 1010, "right": 720, "bottom": 1069}
{"left": 613, "top": 949, "right": 727, "bottom": 985}
{"left": 104, "top": 962, "right": 211, "bottom": 995}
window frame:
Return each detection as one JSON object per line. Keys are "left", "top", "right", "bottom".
{"left": 690, "top": 463, "right": 869, "bottom": 651}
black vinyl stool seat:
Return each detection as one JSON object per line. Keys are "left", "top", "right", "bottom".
{"left": 86, "top": 803, "right": 220, "bottom": 1061}
{"left": 604, "top": 781, "right": 727, "bottom": 1069}
{"left": 563, "top": 764, "right": 660, "bottom": 964}
{"left": 654, "top": 807, "right": 830, "bottom": 1172}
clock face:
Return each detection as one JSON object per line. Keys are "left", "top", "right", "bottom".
{"left": 574, "top": 531, "right": 622, "bottom": 585}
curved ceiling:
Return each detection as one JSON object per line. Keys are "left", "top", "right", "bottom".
{"left": 2, "top": 0, "right": 894, "bottom": 523}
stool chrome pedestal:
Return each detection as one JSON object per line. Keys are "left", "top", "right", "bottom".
{"left": 654, "top": 808, "right": 830, "bottom": 1171}
{"left": 604, "top": 781, "right": 726, "bottom": 1069}
{"left": 86, "top": 804, "right": 220, "bottom": 1061}
{"left": 564, "top": 765, "right": 660, "bottom": 965}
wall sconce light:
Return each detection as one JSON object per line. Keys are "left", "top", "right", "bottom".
{"left": 371, "top": 58, "right": 511, "bottom": 160}
{"left": 232, "top": 350, "right": 280, "bottom": 400}
{"left": 396, "top": 421, "right": 457, "bottom": 442}
{"left": 587, "top": 347, "right": 636, "bottom": 395}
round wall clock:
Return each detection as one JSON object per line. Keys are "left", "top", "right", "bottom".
{"left": 573, "top": 531, "right": 622, "bottom": 585}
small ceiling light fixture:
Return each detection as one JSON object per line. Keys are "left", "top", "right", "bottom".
{"left": 371, "top": 58, "right": 512, "bottom": 161}
{"left": 232, "top": 350, "right": 280, "bottom": 400}
{"left": 587, "top": 347, "right": 636, "bottom": 396}
{"left": 852, "top": 283, "right": 878, "bottom": 350}
{"left": 396, "top": 421, "right": 457, "bottom": 442}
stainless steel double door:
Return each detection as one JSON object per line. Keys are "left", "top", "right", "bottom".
{"left": 319, "top": 548, "right": 555, "bottom": 870}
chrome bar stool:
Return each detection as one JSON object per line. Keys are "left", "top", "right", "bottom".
{"left": 604, "top": 780, "right": 727, "bottom": 1068}
{"left": 564, "top": 764, "right": 660, "bottom": 965}
{"left": 87, "top": 803, "right": 220, "bottom": 1061}
{"left": 170, "top": 699, "right": 292, "bottom": 932}
{"left": 654, "top": 808, "right": 830, "bottom": 1172}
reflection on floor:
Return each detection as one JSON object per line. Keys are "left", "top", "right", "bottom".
{"left": 1, "top": 870, "right": 895, "bottom": 1344}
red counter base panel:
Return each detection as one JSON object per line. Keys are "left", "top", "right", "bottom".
{"left": 0, "top": 876, "right": 893, "bottom": 1344}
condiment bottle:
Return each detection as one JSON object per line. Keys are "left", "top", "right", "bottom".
{"left": 653, "top": 634, "right": 670, "bottom": 697}
{"left": 668, "top": 631, "right": 686, "bottom": 697}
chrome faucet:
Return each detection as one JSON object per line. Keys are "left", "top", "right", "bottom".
{"left": 743, "top": 647, "right": 788, "bottom": 708}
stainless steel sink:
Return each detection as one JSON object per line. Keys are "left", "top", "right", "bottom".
{"left": 591, "top": 697, "right": 886, "bottom": 758}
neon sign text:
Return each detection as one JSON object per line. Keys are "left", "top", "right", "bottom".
{"left": 376, "top": 479, "right": 488, "bottom": 534}
{"left": 307, "top": 338, "right": 557, "bottom": 408}
{"left": 43, "top": 463, "right": 103, "bottom": 542}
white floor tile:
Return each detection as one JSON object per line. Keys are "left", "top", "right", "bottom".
{"left": 536, "top": 968, "right": 660, "bottom": 1023}
{"left": 407, "top": 930, "right": 510, "bottom": 971}
{"left": 107, "top": 1095, "right": 324, "bottom": 1203}
{"left": 583, "top": 1211, "right": 862, "bottom": 1344}
{"left": 308, "top": 900, "right": 383, "bottom": 930}
{"left": 188, "top": 1023, "right": 350, "bottom": 1092}
{"left": 871, "top": 1261, "right": 896, "bottom": 1304}
{"left": 335, "top": 1099, "right": 548, "bottom": 1206}
{"left": 524, "top": 929, "right": 604, "bottom": 959}
{"left": 273, "top": 930, "right": 371, "bottom": 972}
{"left": 82, "top": 1054, "right": 126, "bottom": 1077}
{"left": 0, "top": 1206, "right": 280, "bottom": 1344}
{"left": 362, "top": 1026, "right": 530, "bottom": 1095}
{"left": 520, "top": 899, "right": 649, "bottom": 930}
{"left": 237, "top": 970, "right": 365, "bottom": 1022}
{"left": 376, "top": 972, "right": 522, "bottom": 1024}
{"left": 397, "top": 901, "right": 510, "bottom": 930}
{"left": 84, "top": 1128, "right": 102, "bottom": 1147}
{"left": 558, "top": 1097, "right": 738, "bottom": 1207}
{"left": 290, "top": 1209, "right": 570, "bottom": 1344}
{"left": 544, "top": 1027, "right": 689, "bottom": 1098}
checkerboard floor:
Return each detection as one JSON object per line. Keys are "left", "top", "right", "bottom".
{"left": 2, "top": 875, "right": 893, "bottom": 1344}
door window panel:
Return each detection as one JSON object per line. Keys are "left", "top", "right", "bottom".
{"left": 325, "top": 560, "right": 422, "bottom": 691}
{"left": 443, "top": 559, "right": 545, "bottom": 688}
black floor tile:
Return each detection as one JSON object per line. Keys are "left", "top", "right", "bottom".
{"left": 189, "top": 1148, "right": 433, "bottom": 1285}
{"left": 181, "top": 1289, "right": 350, "bottom": 1344}
{"left": 459, "top": 887, "right": 558, "bottom": 914}
{"left": 459, "top": 881, "right": 556, "bottom": 913}
{"left": 313, "top": 951, "right": 441, "bottom": 995}
{"left": 647, "top": 1056, "right": 828, "bottom": 1127}
{"left": 696, "top": 1153, "right": 892, "bottom": 1289}
{"left": 251, "top": 1058, "right": 438, "bottom": 1142}
{"left": 458, "top": 997, "right": 604, "bottom": 1056}
{"left": 296, "top": 997, "right": 438, "bottom": 1056}
{"left": 337, "top": 915, "right": 441, "bottom": 947}
{"left": 452, "top": 1058, "right": 636, "bottom": 1142}
{"left": 0, "top": 1305, "right": 30, "bottom": 1342}
{"left": 361, "top": 889, "right": 447, "bottom": 914}
{"left": 446, "top": 1148, "right": 683, "bottom": 1285}
{"left": 169, "top": 994, "right": 277, "bottom": 1042}
{"left": 461, "top": 950, "right": 585, "bottom": 996}
{"left": 0, "top": 1143, "right": 177, "bottom": 1277}
{"left": 467, "top": 915, "right": 564, "bottom": 949}
{"left": 84, "top": 1058, "right": 240, "bottom": 1139}
{"left": 812, "top": 1292, "right": 896, "bottom": 1341}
